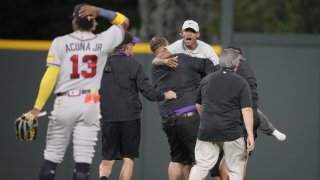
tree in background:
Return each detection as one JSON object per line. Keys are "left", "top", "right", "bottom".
{"left": 1, "top": 0, "right": 319, "bottom": 40}
{"left": 0, "top": 0, "right": 139, "bottom": 40}
{"left": 138, "top": 0, "right": 221, "bottom": 44}
{"left": 234, "top": 0, "right": 320, "bottom": 34}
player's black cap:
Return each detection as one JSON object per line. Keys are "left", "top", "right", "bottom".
{"left": 117, "top": 32, "right": 140, "bottom": 47}
{"left": 70, "top": 3, "right": 87, "bottom": 18}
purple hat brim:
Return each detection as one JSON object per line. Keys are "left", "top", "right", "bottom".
{"left": 132, "top": 37, "right": 140, "bottom": 43}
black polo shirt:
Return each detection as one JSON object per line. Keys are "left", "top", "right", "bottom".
{"left": 195, "top": 68, "right": 252, "bottom": 142}
{"left": 100, "top": 55, "right": 165, "bottom": 122}
{"left": 152, "top": 53, "right": 214, "bottom": 119}
{"left": 215, "top": 60, "right": 259, "bottom": 108}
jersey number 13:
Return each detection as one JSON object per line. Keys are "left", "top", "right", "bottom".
{"left": 70, "top": 54, "right": 97, "bottom": 79}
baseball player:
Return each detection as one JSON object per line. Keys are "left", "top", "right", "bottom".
{"left": 24, "top": 4, "right": 129, "bottom": 180}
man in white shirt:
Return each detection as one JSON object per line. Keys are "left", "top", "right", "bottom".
{"left": 152, "top": 20, "right": 219, "bottom": 67}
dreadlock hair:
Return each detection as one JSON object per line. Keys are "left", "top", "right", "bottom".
{"left": 75, "top": 16, "right": 96, "bottom": 31}
{"left": 71, "top": 4, "right": 97, "bottom": 31}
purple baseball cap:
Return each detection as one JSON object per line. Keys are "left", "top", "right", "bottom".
{"left": 117, "top": 32, "right": 140, "bottom": 47}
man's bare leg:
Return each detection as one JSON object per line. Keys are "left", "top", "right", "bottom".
{"left": 119, "top": 158, "right": 134, "bottom": 180}
{"left": 99, "top": 160, "right": 115, "bottom": 179}
{"left": 168, "top": 162, "right": 183, "bottom": 180}
{"left": 242, "top": 159, "right": 248, "bottom": 180}
{"left": 219, "top": 158, "right": 228, "bottom": 180}
{"left": 182, "top": 164, "right": 192, "bottom": 179}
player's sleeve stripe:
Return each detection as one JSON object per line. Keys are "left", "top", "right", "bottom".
{"left": 46, "top": 63, "right": 60, "bottom": 67}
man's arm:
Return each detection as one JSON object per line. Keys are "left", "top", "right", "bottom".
{"left": 241, "top": 107, "right": 255, "bottom": 151}
{"left": 136, "top": 63, "right": 176, "bottom": 101}
{"left": 79, "top": 5, "right": 129, "bottom": 30}
{"left": 152, "top": 48, "right": 178, "bottom": 68}
{"left": 195, "top": 80, "right": 204, "bottom": 114}
{"left": 31, "top": 66, "right": 60, "bottom": 116}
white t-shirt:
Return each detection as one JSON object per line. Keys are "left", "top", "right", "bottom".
{"left": 166, "top": 39, "right": 219, "bottom": 65}
{"left": 46, "top": 25, "right": 124, "bottom": 93}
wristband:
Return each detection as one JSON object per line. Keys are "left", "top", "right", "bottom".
{"left": 111, "top": 12, "right": 126, "bottom": 25}
{"left": 99, "top": 8, "right": 116, "bottom": 21}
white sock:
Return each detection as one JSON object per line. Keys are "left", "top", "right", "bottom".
{"left": 272, "top": 129, "right": 286, "bottom": 141}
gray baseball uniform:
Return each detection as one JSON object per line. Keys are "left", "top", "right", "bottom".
{"left": 44, "top": 25, "right": 124, "bottom": 164}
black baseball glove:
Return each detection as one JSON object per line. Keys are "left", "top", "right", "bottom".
{"left": 14, "top": 112, "right": 38, "bottom": 141}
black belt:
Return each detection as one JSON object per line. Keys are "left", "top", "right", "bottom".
{"left": 164, "top": 111, "right": 198, "bottom": 121}
{"left": 56, "top": 89, "right": 92, "bottom": 97}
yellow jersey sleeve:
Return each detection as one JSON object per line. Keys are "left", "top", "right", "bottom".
{"left": 34, "top": 66, "right": 60, "bottom": 110}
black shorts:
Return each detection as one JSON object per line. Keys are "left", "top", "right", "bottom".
{"left": 161, "top": 114, "right": 199, "bottom": 165}
{"left": 101, "top": 119, "right": 140, "bottom": 160}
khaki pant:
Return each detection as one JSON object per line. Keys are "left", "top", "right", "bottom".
{"left": 189, "top": 137, "right": 247, "bottom": 180}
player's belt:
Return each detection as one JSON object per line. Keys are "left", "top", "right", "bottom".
{"left": 56, "top": 89, "right": 95, "bottom": 97}
{"left": 163, "top": 111, "right": 198, "bottom": 122}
